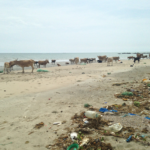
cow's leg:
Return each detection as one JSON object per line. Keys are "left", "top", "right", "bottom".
{"left": 3, "top": 67, "right": 5, "bottom": 74}
{"left": 22, "top": 67, "right": 24, "bottom": 73}
{"left": 31, "top": 65, "right": 34, "bottom": 73}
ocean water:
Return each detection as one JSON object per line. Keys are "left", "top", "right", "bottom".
{"left": 0, "top": 53, "right": 138, "bottom": 66}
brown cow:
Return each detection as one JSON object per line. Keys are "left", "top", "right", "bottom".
{"left": 137, "top": 53, "right": 143, "bottom": 58}
{"left": 65, "top": 62, "right": 69, "bottom": 65}
{"left": 80, "top": 58, "right": 88, "bottom": 63}
{"left": 97, "top": 55, "right": 107, "bottom": 62}
{"left": 57, "top": 63, "right": 61, "bottom": 66}
{"left": 128, "top": 56, "right": 135, "bottom": 60}
{"left": 69, "top": 59, "right": 75, "bottom": 64}
{"left": 12, "top": 59, "right": 34, "bottom": 73}
{"left": 74, "top": 57, "right": 79, "bottom": 65}
{"left": 38, "top": 59, "right": 49, "bottom": 68}
{"left": 142, "top": 55, "right": 147, "bottom": 59}
{"left": 113, "top": 57, "right": 120, "bottom": 62}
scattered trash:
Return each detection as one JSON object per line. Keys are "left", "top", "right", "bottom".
{"left": 84, "top": 103, "right": 91, "bottom": 108}
{"left": 70, "top": 132, "right": 78, "bottom": 141}
{"left": 53, "top": 122, "right": 61, "bottom": 125}
{"left": 99, "top": 108, "right": 118, "bottom": 113}
{"left": 112, "top": 82, "right": 128, "bottom": 86}
{"left": 122, "top": 92, "right": 133, "bottom": 96}
{"left": 82, "top": 72, "right": 85, "bottom": 74}
{"left": 0, "top": 70, "right": 3, "bottom": 73}
{"left": 109, "top": 123, "right": 122, "bottom": 132}
{"left": 80, "top": 137, "right": 89, "bottom": 146}
{"left": 34, "top": 122, "right": 44, "bottom": 129}
{"left": 134, "top": 101, "right": 140, "bottom": 107}
{"left": 140, "top": 110, "right": 149, "bottom": 115}
{"left": 145, "top": 117, "right": 150, "bottom": 120}
{"left": 122, "top": 98, "right": 128, "bottom": 101}
{"left": 37, "top": 69, "right": 49, "bottom": 72}
{"left": 83, "top": 118, "right": 89, "bottom": 124}
{"left": 85, "top": 111, "right": 100, "bottom": 119}
{"left": 67, "top": 143, "right": 79, "bottom": 150}
{"left": 126, "top": 135, "right": 132, "bottom": 142}
{"left": 107, "top": 73, "right": 111, "bottom": 75}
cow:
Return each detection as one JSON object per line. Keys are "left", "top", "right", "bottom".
{"left": 74, "top": 57, "right": 79, "bottom": 65}
{"left": 107, "top": 57, "right": 113, "bottom": 66}
{"left": 69, "top": 59, "right": 75, "bottom": 64}
{"left": 97, "top": 55, "right": 107, "bottom": 62}
{"left": 142, "top": 55, "right": 147, "bottom": 59}
{"left": 12, "top": 59, "right": 34, "bottom": 73}
{"left": 3, "top": 62, "right": 11, "bottom": 74}
{"left": 128, "top": 56, "right": 135, "bottom": 60}
{"left": 137, "top": 53, "right": 143, "bottom": 58}
{"left": 113, "top": 57, "right": 120, "bottom": 62}
{"left": 97, "top": 60, "right": 102, "bottom": 63}
{"left": 9, "top": 60, "right": 17, "bottom": 71}
{"left": 38, "top": 59, "right": 49, "bottom": 68}
{"left": 57, "top": 63, "right": 61, "bottom": 66}
{"left": 80, "top": 58, "right": 88, "bottom": 63}
{"left": 133, "top": 57, "right": 140, "bottom": 63}
{"left": 51, "top": 60, "right": 56, "bottom": 64}
{"left": 65, "top": 62, "right": 69, "bottom": 65}
{"left": 149, "top": 54, "right": 150, "bottom": 59}
{"left": 34, "top": 61, "right": 39, "bottom": 66}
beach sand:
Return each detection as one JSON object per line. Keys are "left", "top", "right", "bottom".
{"left": 0, "top": 59, "right": 150, "bottom": 150}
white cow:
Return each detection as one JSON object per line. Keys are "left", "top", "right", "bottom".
{"left": 107, "top": 57, "right": 113, "bottom": 66}
{"left": 4, "top": 62, "right": 11, "bottom": 74}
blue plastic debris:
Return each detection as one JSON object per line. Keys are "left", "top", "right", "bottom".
{"left": 126, "top": 135, "right": 132, "bottom": 142}
{"left": 128, "top": 113, "right": 136, "bottom": 116}
{"left": 145, "top": 117, "right": 150, "bottom": 120}
{"left": 99, "top": 108, "right": 118, "bottom": 113}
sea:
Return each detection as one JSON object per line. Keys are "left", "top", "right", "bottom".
{"left": 0, "top": 52, "right": 142, "bottom": 67}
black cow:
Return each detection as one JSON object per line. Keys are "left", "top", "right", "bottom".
{"left": 133, "top": 57, "right": 140, "bottom": 63}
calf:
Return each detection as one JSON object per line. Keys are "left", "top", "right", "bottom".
{"left": 97, "top": 60, "right": 102, "bottom": 63}
{"left": 134, "top": 57, "right": 140, "bottom": 63}
{"left": 107, "top": 57, "right": 113, "bottom": 66}
{"left": 65, "top": 62, "right": 69, "bottom": 65}
{"left": 51, "top": 60, "right": 56, "bottom": 64}
{"left": 57, "top": 63, "right": 61, "bottom": 66}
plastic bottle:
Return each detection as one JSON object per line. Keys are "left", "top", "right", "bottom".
{"left": 85, "top": 111, "right": 100, "bottom": 119}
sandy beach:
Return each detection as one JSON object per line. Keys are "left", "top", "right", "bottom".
{"left": 0, "top": 59, "right": 150, "bottom": 150}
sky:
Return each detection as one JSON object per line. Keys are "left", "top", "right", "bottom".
{"left": 0, "top": 0, "right": 150, "bottom": 53}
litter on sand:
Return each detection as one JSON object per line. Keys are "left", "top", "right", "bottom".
{"left": 37, "top": 69, "right": 49, "bottom": 72}
{"left": 99, "top": 108, "right": 118, "bottom": 113}
{"left": 34, "top": 122, "right": 44, "bottom": 129}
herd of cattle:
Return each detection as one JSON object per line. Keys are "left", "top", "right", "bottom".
{"left": 3, "top": 53, "right": 149, "bottom": 73}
